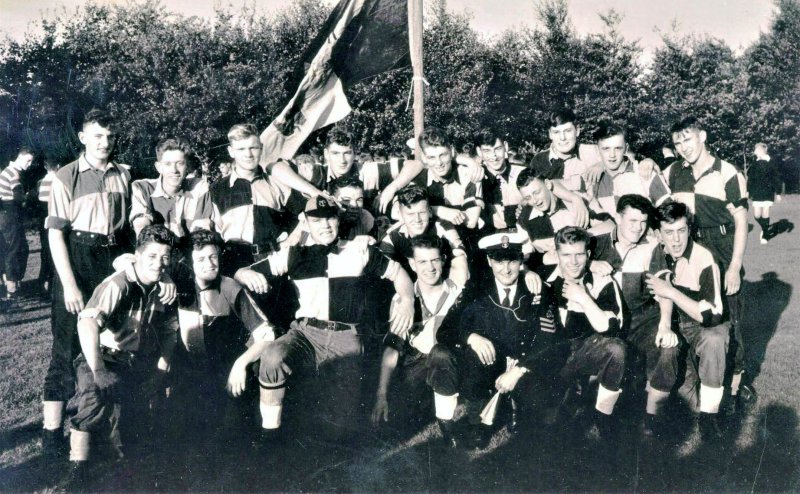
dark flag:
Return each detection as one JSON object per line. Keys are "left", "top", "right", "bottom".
{"left": 260, "top": 0, "right": 409, "bottom": 165}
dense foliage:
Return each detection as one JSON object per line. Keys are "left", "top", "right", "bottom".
{"left": 1, "top": 0, "right": 798, "bottom": 188}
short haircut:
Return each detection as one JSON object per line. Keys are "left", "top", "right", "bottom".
{"left": 329, "top": 175, "right": 364, "bottom": 195}
{"left": 325, "top": 128, "right": 355, "bottom": 149}
{"left": 227, "top": 123, "right": 259, "bottom": 143}
{"left": 616, "top": 194, "right": 653, "bottom": 218}
{"left": 397, "top": 183, "right": 429, "bottom": 208}
{"left": 516, "top": 168, "right": 546, "bottom": 189}
{"left": 418, "top": 127, "right": 451, "bottom": 151}
{"left": 670, "top": 116, "right": 703, "bottom": 135}
{"left": 82, "top": 108, "right": 115, "bottom": 131}
{"left": 155, "top": 137, "right": 192, "bottom": 162}
{"left": 16, "top": 146, "right": 34, "bottom": 158}
{"left": 474, "top": 128, "right": 502, "bottom": 148}
{"left": 594, "top": 121, "right": 627, "bottom": 143}
{"left": 136, "top": 225, "right": 175, "bottom": 250}
{"left": 548, "top": 108, "right": 578, "bottom": 128}
{"left": 656, "top": 201, "right": 693, "bottom": 227}
{"left": 554, "top": 226, "right": 590, "bottom": 251}
{"left": 44, "top": 160, "right": 59, "bottom": 171}
{"left": 410, "top": 235, "right": 443, "bottom": 256}
{"left": 189, "top": 229, "right": 224, "bottom": 253}
{"left": 755, "top": 142, "right": 768, "bottom": 153}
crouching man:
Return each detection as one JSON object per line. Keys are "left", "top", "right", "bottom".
{"left": 370, "top": 237, "right": 464, "bottom": 448}
{"left": 64, "top": 226, "right": 179, "bottom": 486}
{"left": 234, "top": 196, "right": 414, "bottom": 442}
{"left": 646, "top": 202, "right": 729, "bottom": 441}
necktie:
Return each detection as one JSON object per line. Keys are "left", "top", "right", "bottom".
{"left": 502, "top": 288, "right": 511, "bottom": 307}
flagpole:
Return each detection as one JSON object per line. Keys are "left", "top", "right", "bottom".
{"left": 409, "top": 0, "right": 425, "bottom": 159}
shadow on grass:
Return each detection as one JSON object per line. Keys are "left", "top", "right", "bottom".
{"left": 768, "top": 219, "right": 794, "bottom": 239}
{"left": 741, "top": 272, "right": 792, "bottom": 381}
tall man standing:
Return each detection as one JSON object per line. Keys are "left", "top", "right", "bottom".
{"left": 748, "top": 143, "right": 781, "bottom": 244}
{"left": 0, "top": 146, "right": 35, "bottom": 299}
{"left": 664, "top": 116, "right": 753, "bottom": 412}
{"left": 41, "top": 109, "right": 132, "bottom": 455}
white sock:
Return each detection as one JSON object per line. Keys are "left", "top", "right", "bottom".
{"left": 260, "top": 403, "right": 282, "bottom": 430}
{"left": 43, "top": 401, "right": 64, "bottom": 431}
{"left": 699, "top": 384, "right": 724, "bottom": 414}
{"left": 434, "top": 393, "right": 458, "bottom": 421}
{"left": 595, "top": 384, "right": 622, "bottom": 416}
{"left": 69, "top": 429, "right": 90, "bottom": 462}
{"left": 731, "top": 372, "right": 743, "bottom": 396}
{"left": 645, "top": 388, "right": 670, "bottom": 416}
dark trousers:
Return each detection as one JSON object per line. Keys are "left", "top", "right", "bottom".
{"left": 695, "top": 227, "right": 745, "bottom": 374}
{"left": 70, "top": 353, "right": 161, "bottom": 454}
{"left": 626, "top": 310, "right": 682, "bottom": 392}
{"left": 38, "top": 225, "right": 53, "bottom": 285}
{"left": 560, "top": 334, "right": 627, "bottom": 392}
{"left": 0, "top": 206, "right": 29, "bottom": 282}
{"left": 43, "top": 237, "right": 122, "bottom": 402}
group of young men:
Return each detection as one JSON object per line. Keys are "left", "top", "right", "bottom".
{"left": 25, "top": 106, "right": 773, "bottom": 488}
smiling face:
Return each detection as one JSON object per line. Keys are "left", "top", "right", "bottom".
{"left": 411, "top": 246, "right": 444, "bottom": 287}
{"left": 335, "top": 185, "right": 364, "bottom": 209}
{"left": 228, "top": 136, "right": 262, "bottom": 174}
{"left": 324, "top": 143, "right": 355, "bottom": 178}
{"left": 617, "top": 206, "right": 648, "bottom": 245}
{"left": 477, "top": 139, "right": 507, "bottom": 173}
{"left": 659, "top": 217, "right": 691, "bottom": 259}
{"left": 519, "top": 178, "right": 552, "bottom": 213}
{"left": 399, "top": 200, "right": 431, "bottom": 237}
{"left": 598, "top": 134, "right": 627, "bottom": 173}
{"left": 155, "top": 149, "right": 188, "bottom": 192}
{"left": 307, "top": 215, "right": 339, "bottom": 245}
{"left": 488, "top": 257, "right": 522, "bottom": 287}
{"left": 134, "top": 242, "right": 171, "bottom": 286}
{"left": 79, "top": 122, "right": 116, "bottom": 164}
{"left": 672, "top": 128, "right": 707, "bottom": 165}
{"left": 421, "top": 145, "right": 453, "bottom": 179}
{"left": 191, "top": 244, "right": 220, "bottom": 285}
{"left": 556, "top": 241, "right": 589, "bottom": 282}
{"left": 548, "top": 122, "right": 579, "bottom": 156}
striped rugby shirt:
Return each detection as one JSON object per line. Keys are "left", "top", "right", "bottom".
{"left": 481, "top": 163, "right": 525, "bottom": 230}
{"left": 46, "top": 155, "right": 131, "bottom": 235}
{"left": 517, "top": 199, "right": 580, "bottom": 253}
{"left": 527, "top": 143, "right": 602, "bottom": 194}
{"left": 546, "top": 268, "right": 624, "bottom": 340}
{"left": 379, "top": 219, "right": 466, "bottom": 282}
{"left": 664, "top": 157, "right": 748, "bottom": 229}
{"left": 591, "top": 159, "right": 671, "bottom": 220}
{"left": 131, "top": 176, "right": 213, "bottom": 238}
{"left": 418, "top": 165, "right": 483, "bottom": 212}
{"left": 78, "top": 268, "right": 178, "bottom": 354}
{"left": 0, "top": 164, "right": 25, "bottom": 203}
{"left": 251, "top": 240, "right": 401, "bottom": 324}
{"left": 38, "top": 171, "right": 57, "bottom": 203}
{"left": 591, "top": 230, "right": 669, "bottom": 325}
{"left": 663, "top": 239, "right": 724, "bottom": 327}
{"left": 209, "top": 167, "right": 291, "bottom": 247}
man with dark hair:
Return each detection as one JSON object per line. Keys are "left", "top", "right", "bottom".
{"left": 371, "top": 236, "right": 464, "bottom": 448}
{"left": 42, "top": 109, "right": 136, "bottom": 456}
{"left": 130, "top": 137, "right": 212, "bottom": 239}
{"left": 171, "top": 229, "right": 276, "bottom": 447}
{"left": 592, "top": 194, "right": 680, "bottom": 436}
{"left": 545, "top": 226, "right": 626, "bottom": 440}
{"left": 526, "top": 108, "right": 604, "bottom": 194}
{"left": 647, "top": 202, "right": 729, "bottom": 440}
{"left": 437, "top": 231, "right": 565, "bottom": 449}
{"left": 590, "top": 122, "right": 670, "bottom": 221}
{"left": 748, "top": 143, "right": 781, "bottom": 244}
{"left": 233, "top": 196, "right": 415, "bottom": 440}
{"left": 664, "top": 116, "right": 752, "bottom": 413}
{"left": 380, "top": 183, "right": 469, "bottom": 288}
{"left": 0, "top": 145, "right": 35, "bottom": 299}
{"left": 63, "top": 225, "right": 179, "bottom": 486}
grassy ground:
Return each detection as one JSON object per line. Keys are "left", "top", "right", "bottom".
{"left": 1, "top": 197, "right": 799, "bottom": 493}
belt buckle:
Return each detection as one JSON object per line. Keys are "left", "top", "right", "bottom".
{"left": 326, "top": 321, "right": 335, "bottom": 331}
{"left": 251, "top": 243, "right": 260, "bottom": 256}
{"left": 107, "top": 233, "right": 117, "bottom": 246}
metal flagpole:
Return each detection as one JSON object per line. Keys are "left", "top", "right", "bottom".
{"left": 408, "top": 0, "right": 425, "bottom": 159}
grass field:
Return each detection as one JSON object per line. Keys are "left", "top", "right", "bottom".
{"left": 1, "top": 197, "right": 799, "bottom": 493}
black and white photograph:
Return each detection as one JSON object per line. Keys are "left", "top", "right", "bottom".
{"left": 0, "top": 0, "right": 798, "bottom": 491}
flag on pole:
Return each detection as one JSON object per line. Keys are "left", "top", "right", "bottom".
{"left": 260, "top": 0, "right": 409, "bottom": 166}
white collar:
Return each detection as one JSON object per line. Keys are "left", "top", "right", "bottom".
{"left": 494, "top": 279, "right": 517, "bottom": 305}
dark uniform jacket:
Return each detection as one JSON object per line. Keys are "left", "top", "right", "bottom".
{"left": 438, "top": 279, "right": 562, "bottom": 369}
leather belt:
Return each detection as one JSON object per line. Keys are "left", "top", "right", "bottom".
{"left": 303, "top": 317, "right": 357, "bottom": 332}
